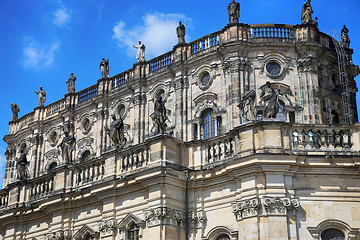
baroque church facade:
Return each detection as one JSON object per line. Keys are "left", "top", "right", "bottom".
{"left": 1, "top": 1, "right": 360, "bottom": 240}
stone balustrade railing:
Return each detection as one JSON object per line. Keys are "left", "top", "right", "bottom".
{"left": 190, "top": 31, "right": 221, "bottom": 55}
{"left": 0, "top": 190, "right": 8, "bottom": 209}
{"left": 111, "top": 68, "right": 134, "bottom": 89}
{"left": 46, "top": 99, "right": 66, "bottom": 117}
{"left": 78, "top": 84, "right": 98, "bottom": 103}
{"left": 291, "top": 126, "right": 354, "bottom": 152}
{"left": 149, "top": 51, "right": 174, "bottom": 72}
{"left": 29, "top": 176, "right": 54, "bottom": 201}
{"left": 9, "top": 112, "right": 35, "bottom": 134}
{"left": 204, "top": 135, "right": 235, "bottom": 163}
{"left": 73, "top": 160, "right": 105, "bottom": 187}
{"left": 250, "top": 24, "right": 293, "bottom": 39}
{"left": 118, "top": 144, "right": 150, "bottom": 173}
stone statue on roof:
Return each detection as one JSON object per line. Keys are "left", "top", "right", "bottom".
{"left": 228, "top": 0, "right": 240, "bottom": 23}
{"left": 301, "top": 0, "right": 317, "bottom": 25}
{"left": 34, "top": 87, "right": 46, "bottom": 107}
{"left": 341, "top": 25, "right": 350, "bottom": 48}
{"left": 176, "top": 21, "right": 186, "bottom": 44}
{"left": 133, "top": 41, "right": 146, "bottom": 62}
{"left": 66, "top": 73, "right": 76, "bottom": 93}
{"left": 100, "top": 58, "right": 109, "bottom": 78}
{"left": 11, "top": 103, "right": 20, "bottom": 121}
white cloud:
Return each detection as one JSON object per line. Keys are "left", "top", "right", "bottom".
{"left": 23, "top": 40, "right": 60, "bottom": 69}
{"left": 53, "top": 8, "right": 70, "bottom": 27}
{"left": 112, "top": 13, "right": 191, "bottom": 60}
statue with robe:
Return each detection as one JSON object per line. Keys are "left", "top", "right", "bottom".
{"left": 100, "top": 58, "right": 109, "bottom": 78}
{"left": 34, "top": 87, "right": 46, "bottom": 107}
{"left": 301, "top": 0, "right": 314, "bottom": 24}
{"left": 11, "top": 103, "right": 20, "bottom": 121}
{"left": 176, "top": 21, "right": 186, "bottom": 44}
{"left": 66, "top": 73, "right": 76, "bottom": 93}
{"left": 105, "top": 114, "right": 126, "bottom": 149}
{"left": 58, "top": 124, "right": 76, "bottom": 163}
{"left": 341, "top": 25, "right": 350, "bottom": 48}
{"left": 228, "top": 0, "right": 240, "bottom": 23}
{"left": 133, "top": 41, "right": 145, "bottom": 62}
{"left": 16, "top": 149, "right": 29, "bottom": 181}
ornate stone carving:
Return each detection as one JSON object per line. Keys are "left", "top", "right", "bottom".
{"left": 66, "top": 73, "right": 76, "bottom": 93}
{"left": 34, "top": 87, "right": 46, "bottom": 107}
{"left": 228, "top": 0, "right": 240, "bottom": 23}
{"left": 16, "top": 148, "right": 29, "bottom": 181}
{"left": 144, "top": 207, "right": 185, "bottom": 227}
{"left": 105, "top": 114, "right": 126, "bottom": 149}
{"left": 100, "top": 58, "right": 109, "bottom": 79}
{"left": 45, "top": 230, "right": 70, "bottom": 240}
{"left": 259, "top": 81, "right": 279, "bottom": 118}
{"left": 341, "top": 25, "right": 350, "bottom": 48}
{"left": 133, "top": 41, "right": 145, "bottom": 62}
{"left": 301, "top": 0, "right": 317, "bottom": 25}
{"left": 231, "top": 197, "right": 260, "bottom": 221}
{"left": 58, "top": 123, "right": 76, "bottom": 163}
{"left": 151, "top": 95, "right": 169, "bottom": 134}
{"left": 238, "top": 88, "right": 256, "bottom": 122}
{"left": 97, "top": 219, "right": 116, "bottom": 234}
{"left": 189, "top": 211, "right": 207, "bottom": 229}
{"left": 176, "top": 21, "right": 186, "bottom": 44}
{"left": 11, "top": 103, "right": 20, "bottom": 121}
{"left": 232, "top": 197, "right": 300, "bottom": 220}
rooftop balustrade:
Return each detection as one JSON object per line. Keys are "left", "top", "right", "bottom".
{"left": 111, "top": 68, "right": 134, "bottom": 89}
{"left": 149, "top": 51, "right": 174, "bottom": 72}
{"left": 249, "top": 24, "right": 293, "bottom": 39}
{"left": 78, "top": 84, "right": 98, "bottom": 104}
{"left": 190, "top": 31, "right": 221, "bottom": 55}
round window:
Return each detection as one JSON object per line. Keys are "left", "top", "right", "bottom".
{"left": 266, "top": 62, "right": 281, "bottom": 77}
{"left": 201, "top": 72, "right": 210, "bottom": 87}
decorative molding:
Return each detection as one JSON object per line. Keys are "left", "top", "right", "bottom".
{"left": 231, "top": 197, "right": 260, "bottom": 221}
{"left": 144, "top": 207, "right": 185, "bottom": 227}
{"left": 97, "top": 219, "right": 116, "bottom": 234}
{"left": 73, "top": 225, "right": 98, "bottom": 240}
{"left": 189, "top": 210, "right": 207, "bottom": 229}
{"left": 76, "top": 137, "right": 95, "bottom": 161}
{"left": 262, "top": 197, "right": 299, "bottom": 216}
{"left": 232, "top": 196, "right": 300, "bottom": 221}
{"left": 45, "top": 230, "right": 70, "bottom": 240}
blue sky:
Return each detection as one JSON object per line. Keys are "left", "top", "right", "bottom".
{"left": 0, "top": 0, "right": 359, "bottom": 188}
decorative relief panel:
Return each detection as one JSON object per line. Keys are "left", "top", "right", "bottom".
{"left": 232, "top": 196, "right": 299, "bottom": 221}
{"left": 189, "top": 210, "right": 207, "bottom": 229}
{"left": 231, "top": 197, "right": 260, "bottom": 221}
{"left": 45, "top": 230, "right": 70, "bottom": 240}
{"left": 97, "top": 219, "right": 116, "bottom": 234}
{"left": 144, "top": 207, "right": 185, "bottom": 227}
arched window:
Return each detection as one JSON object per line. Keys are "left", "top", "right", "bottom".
{"left": 48, "top": 162, "right": 57, "bottom": 172}
{"left": 128, "top": 223, "right": 140, "bottom": 240}
{"left": 81, "top": 150, "right": 91, "bottom": 161}
{"left": 216, "top": 234, "right": 230, "bottom": 240}
{"left": 321, "top": 229, "right": 345, "bottom": 240}
{"left": 201, "top": 109, "right": 215, "bottom": 139}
